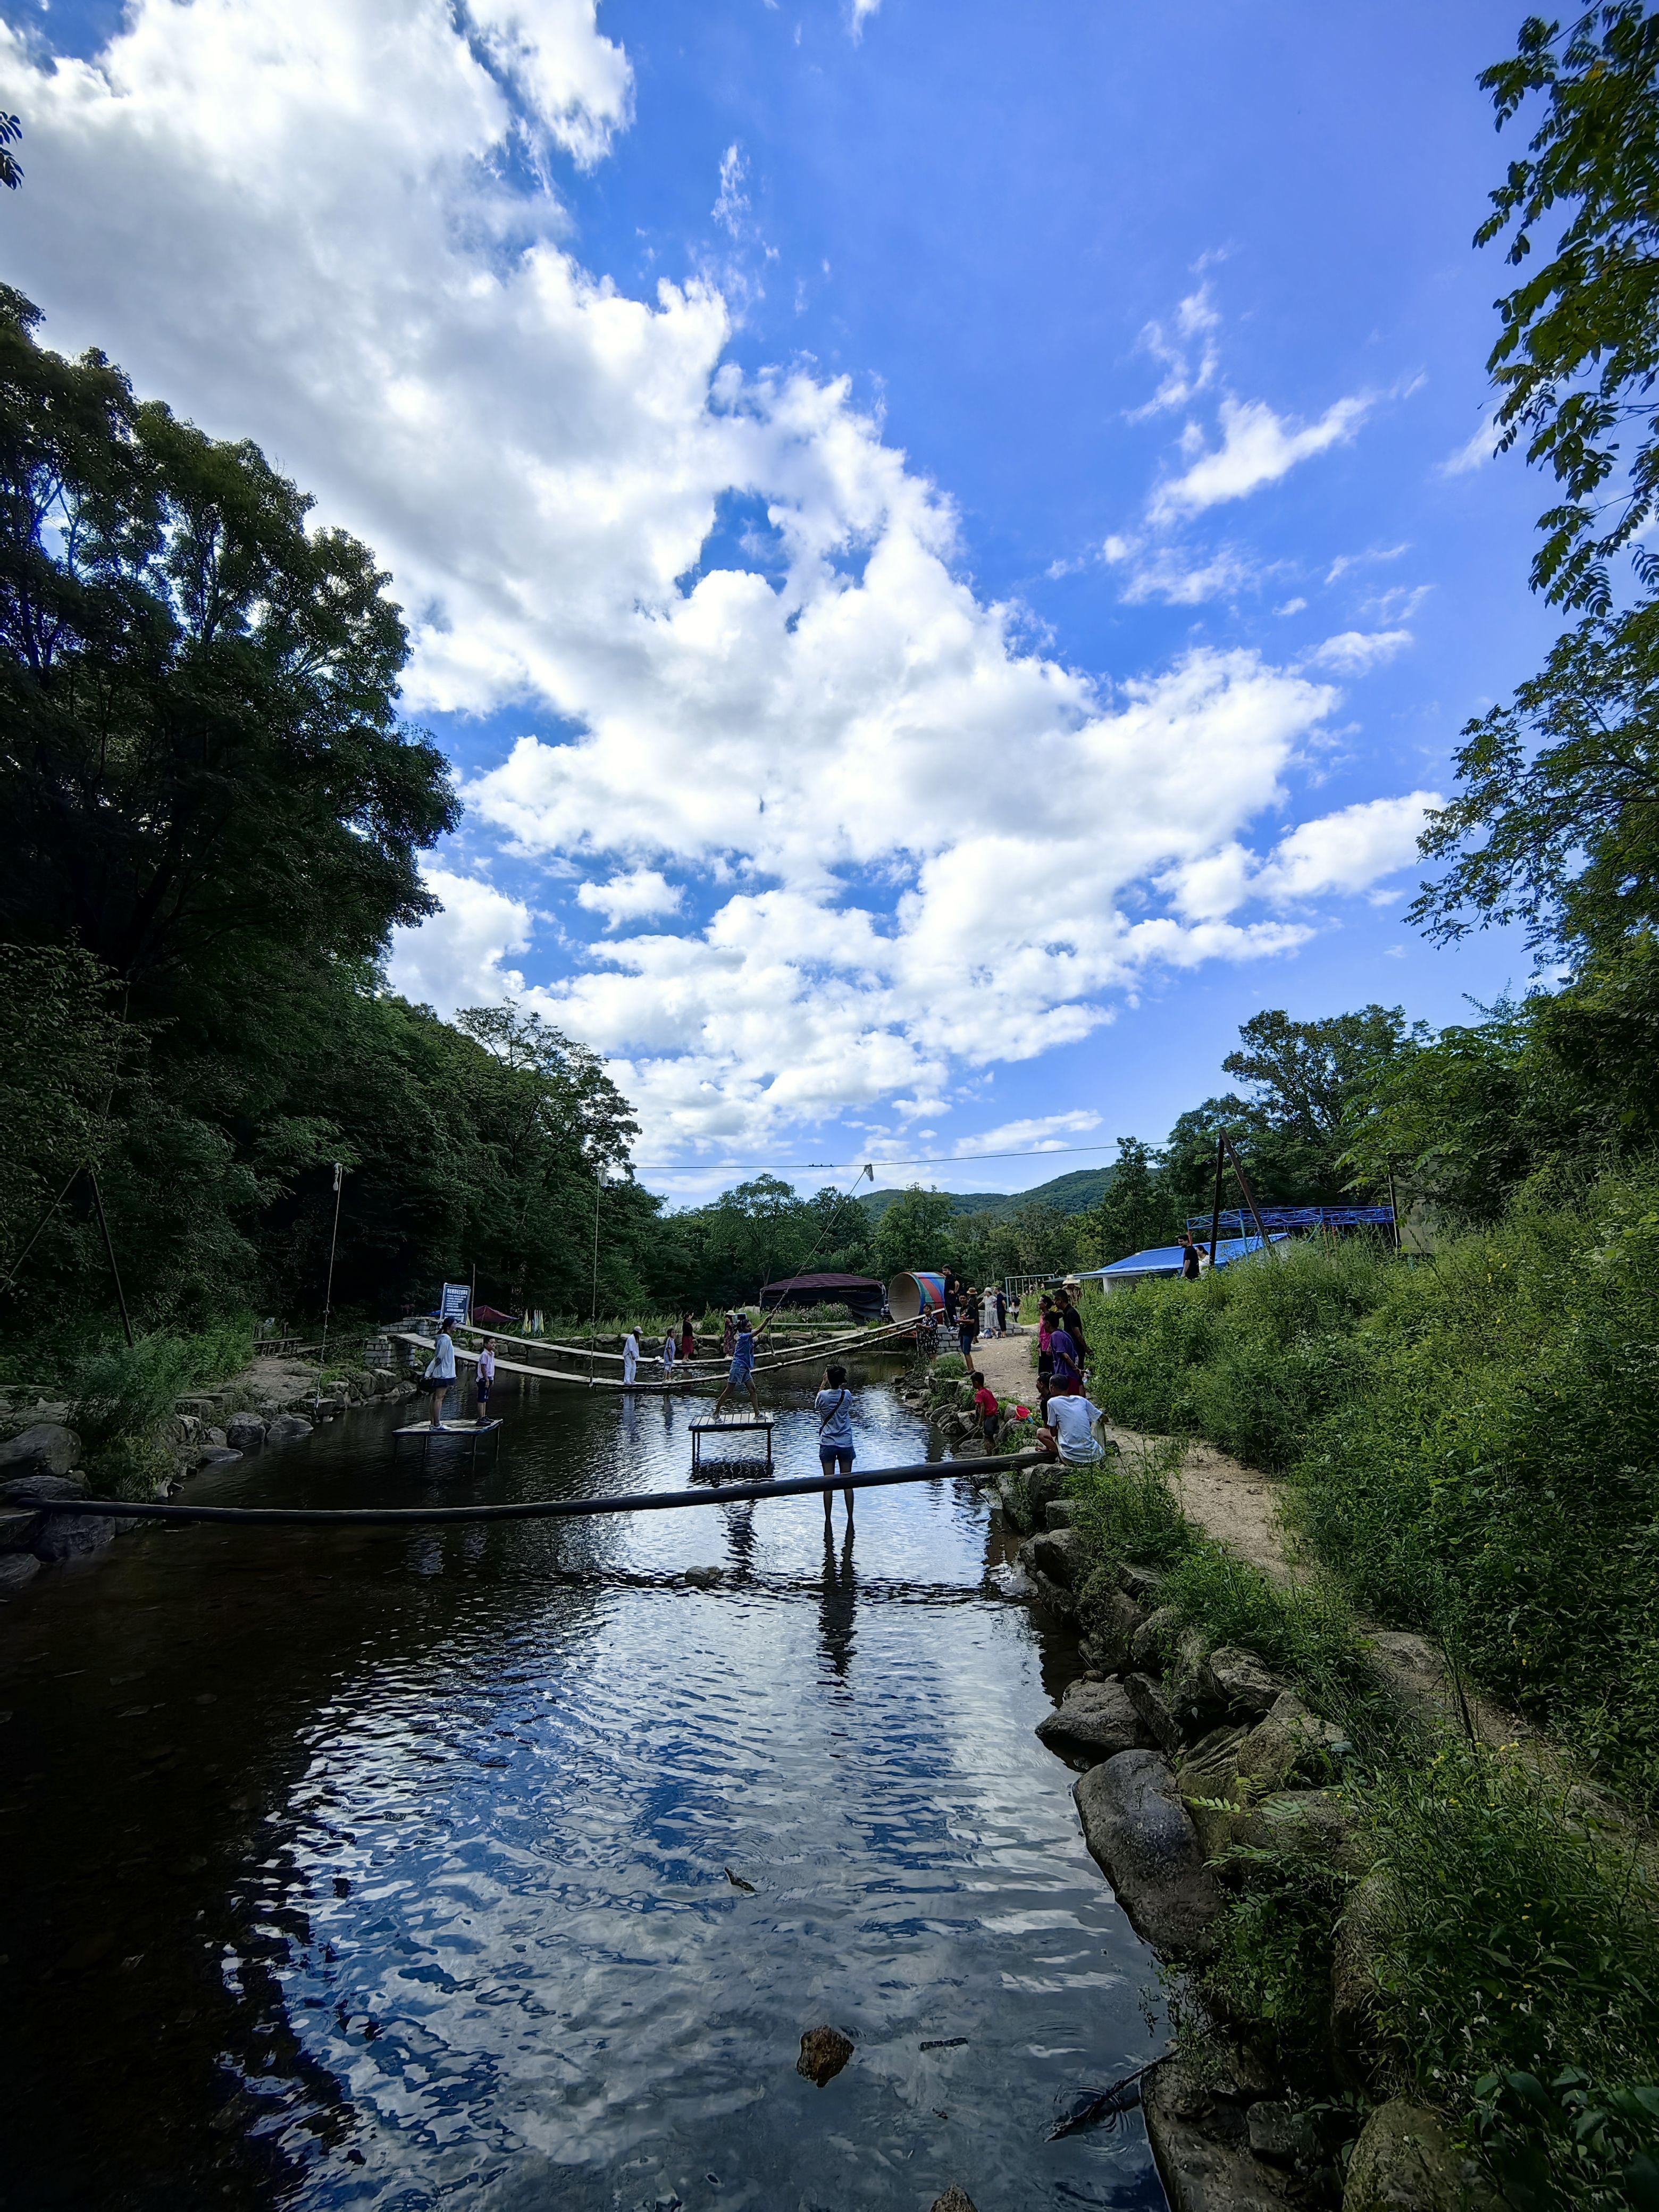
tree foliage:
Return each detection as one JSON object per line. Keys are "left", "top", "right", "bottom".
{"left": 0, "top": 300, "right": 666, "bottom": 1343}
{"left": 1479, "top": 4, "right": 1659, "bottom": 613}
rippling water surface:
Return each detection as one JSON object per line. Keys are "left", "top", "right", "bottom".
{"left": 0, "top": 1362, "right": 1165, "bottom": 2211}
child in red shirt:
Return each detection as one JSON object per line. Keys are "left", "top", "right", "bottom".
{"left": 971, "top": 1371, "right": 1001, "bottom": 1442}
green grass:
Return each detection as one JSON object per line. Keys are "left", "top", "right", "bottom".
{"left": 1067, "top": 1441, "right": 1659, "bottom": 2211}
{"left": 1081, "top": 1164, "right": 1659, "bottom": 1809}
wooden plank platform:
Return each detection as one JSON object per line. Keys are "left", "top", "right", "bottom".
{"left": 392, "top": 1418, "right": 504, "bottom": 1471}
{"left": 689, "top": 1418, "right": 774, "bottom": 1475}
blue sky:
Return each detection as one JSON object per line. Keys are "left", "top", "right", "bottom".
{"left": 8, "top": 0, "right": 1552, "bottom": 1201}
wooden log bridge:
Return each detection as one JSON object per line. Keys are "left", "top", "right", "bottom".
{"left": 391, "top": 1316, "right": 917, "bottom": 1393}
{"left": 27, "top": 1451, "right": 1050, "bottom": 1527}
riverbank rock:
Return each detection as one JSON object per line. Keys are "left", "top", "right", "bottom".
{"left": 1037, "top": 1677, "right": 1151, "bottom": 1763}
{"left": 1204, "top": 1647, "right": 1284, "bottom": 1719}
{"left": 1074, "top": 1749, "right": 1221, "bottom": 1956}
{"left": 1044, "top": 1499, "right": 1077, "bottom": 1530}
{"left": 1125, "top": 1671, "right": 1183, "bottom": 1754}
{"left": 224, "top": 1413, "right": 267, "bottom": 1451}
{"left": 194, "top": 1446, "right": 244, "bottom": 1469}
{"left": 1084, "top": 1587, "right": 1147, "bottom": 1671}
{"left": 1343, "top": 2102, "right": 1495, "bottom": 2212}
{"left": 1131, "top": 1603, "right": 1180, "bottom": 1669}
{"left": 0, "top": 1424, "right": 81, "bottom": 1479}
{"left": 930, "top": 2191, "right": 978, "bottom": 2212}
{"left": 266, "top": 1413, "right": 314, "bottom": 1443}
{"left": 1237, "top": 1789, "right": 1369, "bottom": 1874}
{"left": 0, "top": 1505, "right": 41, "bottom": 1551}
{"left": 32, "top": 1509, "right": 117, "bottom": 1563}
{"left": 1236, "top": 1692, "right": 1345, "bottom": 1792}
{"left": 0, "top": 1551, "right": 40, "bottom": 1593}
{"left": 1143, "top": 2059, "right": 1298, "bottom": 2212}
{"left": 797, "top": 2025, "right": 854, "bottom": 2085}
{"left": 3, "top": 1471, "right": 89, "bottom": 1506}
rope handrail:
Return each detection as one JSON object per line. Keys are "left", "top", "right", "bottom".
{"left": 27, "top": 1450, "right": 1049, "bottom": 1526}
{"left": 390, "top": 1318, "right": 917, "bottom": 1389}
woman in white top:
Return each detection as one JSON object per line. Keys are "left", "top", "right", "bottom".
{"left": 426, "top": 1319, "right": 457, "bottom": 1429}
{"left": 622, "top": 1328, "right": 641, "bottom": 1387}
{"left": 815, "top": 1362, "right": 856, "bottom": 1526}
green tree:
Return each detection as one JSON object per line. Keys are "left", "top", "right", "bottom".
{"left": 0, "top": 286, "right": 457, "bottom": 1025}
{"left": 1478, "top": 4, "right": 1659, "bottom": 612}
{"left": 1085, "top": 1137, "right": 1170, "bottom": 1264}
{"left": 874, "top": 1185, "right": 958, "bottom": 1278}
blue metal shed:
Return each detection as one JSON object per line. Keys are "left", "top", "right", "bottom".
{"left": 1076, "top": 1233, "right": 1288, "bottom": 1291}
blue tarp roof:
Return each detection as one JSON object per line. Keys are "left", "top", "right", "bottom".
{"left": 1077, "top": 1233, "right": 1287, "bottom": 1280}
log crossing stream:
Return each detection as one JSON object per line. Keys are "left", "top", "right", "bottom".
{"left": 0, "top": 1361, "right": 1168, "bottom": 2211}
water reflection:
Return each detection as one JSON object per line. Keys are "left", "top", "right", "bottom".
{"left": 0, "top": 1365, "right": 1165, "bottom": 2211}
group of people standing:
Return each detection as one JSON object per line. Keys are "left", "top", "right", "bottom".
{"left": 938, "top": 1270, "right": 1008, "bottom": 1362}
{"left": 1034, "top": 1280, "right": 1104, "bottom": 1465}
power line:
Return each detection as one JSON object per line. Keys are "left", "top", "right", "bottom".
{"left": 630, "top": 1141, "right": 1118, "bottom": 1175}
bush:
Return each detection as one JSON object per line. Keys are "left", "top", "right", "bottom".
{"left": 67, "top": 1320, "right": 255, "bottom": 1495}
{"left": 1083, "top": 1167, "right": 1659, "bottom": 1808}
{"left": 1368, "top": 1742, "right": 1659, "bottom": 2211}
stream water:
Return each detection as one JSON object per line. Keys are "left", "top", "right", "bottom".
{"left": 0, "top": 1363, "right": 1166, "bottom": 2212}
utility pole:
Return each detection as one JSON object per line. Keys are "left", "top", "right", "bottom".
{"left": 316, "top": 1163, "right": 346, "bottom": 1413}
{"left": 87, "top": 1171, "right": 134, "bottom": 1347}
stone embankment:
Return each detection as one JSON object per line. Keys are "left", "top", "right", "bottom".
{"left": 0, "top": 1350, "right": 415, "bottom": 1596}
{"left": 895, "top": 1347, "right": 1488, "bottom": 2212}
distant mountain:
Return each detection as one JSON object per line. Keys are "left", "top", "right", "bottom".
{"left": 858, "top": 1164, "right": 1111, "bottom": 1224}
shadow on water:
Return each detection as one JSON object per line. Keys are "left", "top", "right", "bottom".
{"left": 0, "top": 1362, "right": 1169, "bottom": 2212}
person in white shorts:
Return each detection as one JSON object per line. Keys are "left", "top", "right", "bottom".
{"left": 1039, "top": 1391, "right": 1105, "bottom": 1465}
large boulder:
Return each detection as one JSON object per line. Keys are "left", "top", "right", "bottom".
{"left": 1343, "top": 2101, "right": 1496, "bottom": 2212}
{"left": 1083, "top": 1587, "right": 1147, "bottom": 1671}
{"left": 1124, "top": 1671, "right": 1183, "bottom": 1754}
{"left": 265, "top": 1413, "right": 314, "bottom": 1443}
{"left": 1204, "top": 1647, "right": 1285, "bottom": 1719}
{"left": 1174, "top": 1726, "right": 1253, "bottom": 1859}
{"left": 1237, "top": 1789, "right": 1369, "bottom": 1875}
{"left": 1044, "top": 1498, "right": 1078, "bottom": 1530}
{"left": 1143, "top": 2059, "right": 1298, "bottom": 2212}
{"left": 0, "top": 1551, "right": 41, "bottom": 1594}
{"left": 32, "top": 1510, "right": 117, "bottom": 1563}
{"left": 0, "top": 1424, "right": 81, "bottom": 1479}
{"left": 1131, "top": 1603, "right": 1181, "bottom": 1669}
{"left": 0, "top": 1505, "right": 42, "bottom": 1552}
{"left": 1028, "top": 1527, "right": 1085, "bottom": 1587}
{"left": 1236, "top": 1692, "right": 1345, "bottom": 1794}
{"left": 1, "top": 1471, "right": 89, "bottom": 1507}
{"left": 224, "top": 1413, "right": 267, "bottom": 1451}
{"left": 1036, "top": 1677, "right": 1152, "bottom": 1763}
{"left": 1074, "top": 1749, "right": 1222, "bottom": 1957}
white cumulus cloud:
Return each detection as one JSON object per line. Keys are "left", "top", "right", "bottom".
{"left": 1305, "top": 629, "right": 1414, "bottom": 674}
{"left": 1151, "top": 393, "right": 1372, "bottom": 523}
{"left": 6, "top": 0, "right": 1435, "bottom": 1161}
{"left": 1255, "top": 792, "right": 1442, "bottom": 903}
{"left": 576, "top": 868, "right": 684, "bottom": 929}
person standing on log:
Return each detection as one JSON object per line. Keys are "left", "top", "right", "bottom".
{"left": 714, "top": 1313, "right": 760, "bottom": 1417}
{"left": 622, "top": 1328, "right": 641, "bottom": 1388}
{"left": 680, "top": 1312, "right": 696, "bottom": 1360}
{"left": 815, "top": 1361, "right": 856, "bottom": 1526}
{"left": 475, "top": 1337, "right": 496, "bottom": 1422}
{"left": 661, "top": 1323, "right": 677, "bottom": 1380}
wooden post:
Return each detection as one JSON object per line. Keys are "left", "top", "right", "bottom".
{"left": 1207, "top": 1134, "right": 1226, "bottom": 1268}
{"left": 87, "top": 1170, "right": 134, "bottom": 1347}
{"left": 1219, "top": 1130, "right": 1271, "bottom": 1254}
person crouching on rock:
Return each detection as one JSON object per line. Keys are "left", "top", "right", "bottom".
{"left": 971, "top": 1370, "right": 1000, "bottom": 1444}
{"left": 1037, "top": 1386, "right": 1105, "bottom": 1467}
{"left": 816, "top": 1362, "right": 856, "bottom": 1524}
